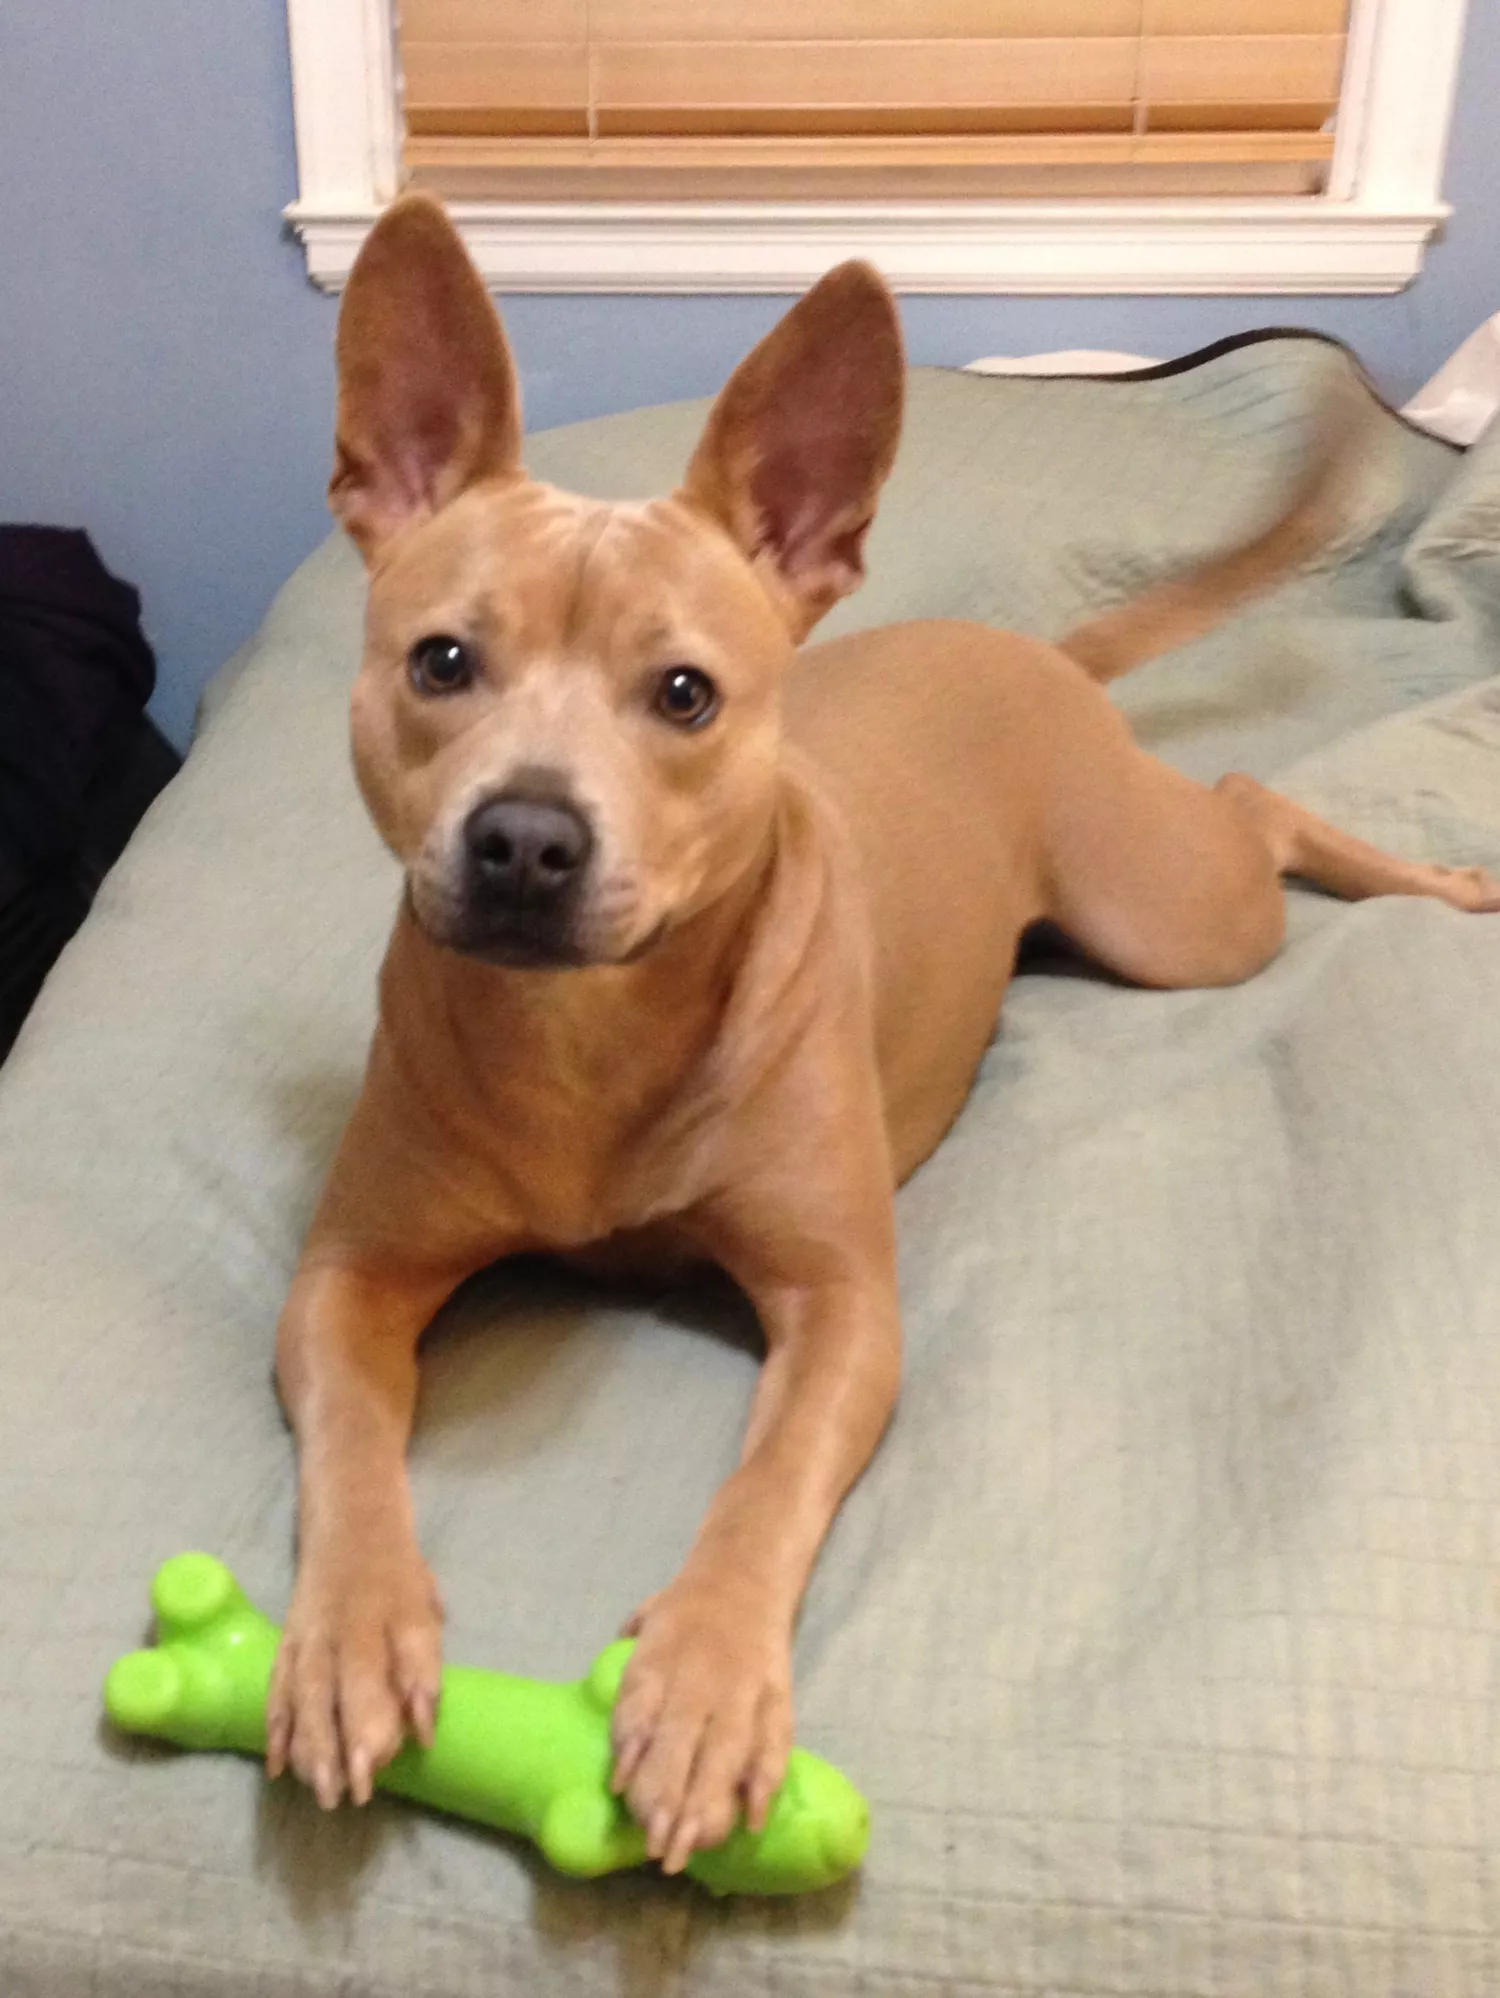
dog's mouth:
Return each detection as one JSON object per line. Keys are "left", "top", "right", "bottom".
{"left": 447, "top": 925, "right": 592, "bottom": 970}
{"left": 408, "top": 886, "right": 668, "bottom": 972}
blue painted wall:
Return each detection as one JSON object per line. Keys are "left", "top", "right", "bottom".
{"left": 1, "top": 0, "right": 1497, "bottom": 747}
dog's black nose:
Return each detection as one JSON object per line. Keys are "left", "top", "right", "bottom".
{"left": 464, "top": 794, "right": 594, "bottom": 907}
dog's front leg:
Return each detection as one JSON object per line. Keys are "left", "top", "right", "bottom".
{"left": 611, "top": 1205, "right": 900, "bottom": 1874}
{"left": 267, "top": 1255, "right": 463, "bottom": 1808}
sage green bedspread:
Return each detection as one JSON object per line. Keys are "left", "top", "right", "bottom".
{"left": 5, "top": 339, "right": 1500, "bottom": 1995}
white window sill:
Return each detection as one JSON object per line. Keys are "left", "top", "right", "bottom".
{"left": 285, "top": 195, "right": 1450, "bottom": 297}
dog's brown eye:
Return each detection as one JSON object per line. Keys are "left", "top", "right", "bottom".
{"left": 654, "top": 666, "right": 718, "bottom": 729}
{"left": 409, "top": 634, "right": 474, "bottom": 696}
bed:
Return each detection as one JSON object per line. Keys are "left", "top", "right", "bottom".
{"left": 4, "top": 334, "right": 1500, "bottom": 1996}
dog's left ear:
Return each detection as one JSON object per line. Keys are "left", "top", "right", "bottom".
{"left": 681, "top": 262, "right": 905, "bottom": 639}
{"left": 329, "top": 194, "right": 522, "bottom": 561}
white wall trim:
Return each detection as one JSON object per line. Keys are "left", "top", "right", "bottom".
{"left": 285, "top": 0, "right": 400, "bottom": 211}
{"left": 287, "top": 199, "right": 1446, "bottom": 296}
{"left": 283, "top": 0, "right": 1468, "bottom": 297}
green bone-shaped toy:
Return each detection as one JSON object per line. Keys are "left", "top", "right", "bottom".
{"left": 104, "top": 1554, "right": 868, "bottom": 1896}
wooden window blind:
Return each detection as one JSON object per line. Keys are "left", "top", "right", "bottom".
{"left": 400, "top": 0, "right": 1350, "bottom": 203}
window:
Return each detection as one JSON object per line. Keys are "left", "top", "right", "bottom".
{"left": 285, "top": 0, "right": 1469, "bottom": 293}
{"left": 401, "top": 0, "right": 1345, "bottom": 201}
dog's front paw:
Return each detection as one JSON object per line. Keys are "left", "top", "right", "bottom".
{"left": 266, "top": 1544, "right": 443, "bottom": 1809}
{"left": 610, "top": 1579, "right": 794, "bottom": 1875}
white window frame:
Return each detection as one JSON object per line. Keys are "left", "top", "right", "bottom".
{"left": 283, "top": 0, "right": 1468, "bottom": 295}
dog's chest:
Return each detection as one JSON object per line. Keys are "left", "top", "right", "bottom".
{"left": 450, "top": 1034, "right": 719, "bottom": 1253}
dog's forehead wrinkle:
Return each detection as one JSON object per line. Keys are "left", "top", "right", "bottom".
{"left": 561, "top": 500, "right": 719, "bottom": 653}
{"left": 560, "top": 503, "right": 627, "bottom": 645}
{"left": 559, "top": 501, "right": 671, "bottom": 613}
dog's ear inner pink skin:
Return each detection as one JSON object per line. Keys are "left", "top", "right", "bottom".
{"left": 681, "top": 260, "right": 906, "bottom": 641}
{"left": 329, "top": 193, "right": 522, "bottom": 562}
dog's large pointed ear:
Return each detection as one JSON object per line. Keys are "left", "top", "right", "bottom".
{"left": 681, "top": 262, "right": 905, "bottom": 639}
{"left": 329, "top": 194, "right": 522, "bottom": 561}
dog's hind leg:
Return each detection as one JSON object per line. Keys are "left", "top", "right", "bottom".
{"left": 1213, "top": 773, "right": 1500, "bottom": 914}
{"left": 1042, "top": 718, "right": 1500, "bottom": 995}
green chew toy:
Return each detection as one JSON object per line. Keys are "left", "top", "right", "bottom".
{"left": 104, "top": 1553, "right": 869, "bottom": 1896}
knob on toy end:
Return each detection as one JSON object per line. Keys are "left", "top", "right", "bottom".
{"left": 687, "top": 1750, "right": 871, "bottom": 1895}
{"left": 150, "top": 1551, "right": 238, "bottom": 1634}
{"left": 584, "top": 1637, "right": 634, "bottom": 1711}
{"left": 105, "top": 1648, "right": 184, "bottom": 1735}
{"left": 820, "top": 1786, "right": 870, "bottom": 1878}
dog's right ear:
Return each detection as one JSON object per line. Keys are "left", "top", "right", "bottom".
{"left": 329, "top": 195, "right": 522, "bottom": 562}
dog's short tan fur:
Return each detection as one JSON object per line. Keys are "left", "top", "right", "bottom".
{"left": 268, "top": 196, "right": 1500, "bottom": 1873}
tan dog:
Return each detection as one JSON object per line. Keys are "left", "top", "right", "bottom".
{"left": 267, "top": 195, "right": 1499, "bottom": 1874}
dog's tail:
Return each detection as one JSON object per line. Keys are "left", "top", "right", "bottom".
{"left": 1056, "top": 364, "right": 1381, "bottom": 685}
